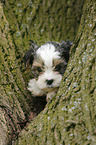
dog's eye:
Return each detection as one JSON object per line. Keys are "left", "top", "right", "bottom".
{"left": 55, "top": 64, "right": 61, "bottom": 71}
{"left": 37, "top": 67, "right": 42, "bottom": 72}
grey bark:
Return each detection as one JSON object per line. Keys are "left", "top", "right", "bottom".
{"left": 15, "top": 0, "right": 96, "bottom": 144}
{"left": 0, "top": 0, "right": 95, "bottom": 145}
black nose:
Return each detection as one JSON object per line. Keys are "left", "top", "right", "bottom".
{"left": 46, "top": 79, "right": 53, "bottom": 85}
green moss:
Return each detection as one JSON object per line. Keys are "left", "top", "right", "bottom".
{"left": 15, "top": 0, "right": 96, "bottom": 144}
{"left": 1, "top": 0, "right": 96, "bottom": 144}
{"left": 3, "top": 0, "right": 84, "bottom": 47}
{"left": 0, "top": 3, "right": 33, "bottom": 144}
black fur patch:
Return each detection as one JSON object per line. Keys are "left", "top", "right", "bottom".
{"left": 24, "top": 40, "right": 73, "bottom": 69}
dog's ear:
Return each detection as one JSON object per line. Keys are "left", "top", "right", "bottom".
{"left": 24, "top": 41, "right": 39, "bottom": 69}
{"left": 60, "top": 40, "right": 73, "bottom": 62}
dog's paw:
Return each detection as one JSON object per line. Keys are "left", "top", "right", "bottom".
{"left": 46, "top": 89, "right": 58, "bottom": 102}
{"left": 28, "top": 79, "right": 45, "bottom": 96}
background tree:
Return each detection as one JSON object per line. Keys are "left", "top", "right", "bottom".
{"left": 0, "top": 0, "right": 95, "bottom": 144}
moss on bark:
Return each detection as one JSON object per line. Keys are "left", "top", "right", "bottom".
{"left": 0, "top": 4, "right": 30, "bottom": 144}
{"left": 3, "top": 0, "right": 84, "bottom": 45}
{"left": 1, "top": 0, "right": 95, "bottom": 144}
{"left": 15, "top": 0, "right": 96, "bottom": 144}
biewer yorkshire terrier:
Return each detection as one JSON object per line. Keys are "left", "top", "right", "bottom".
{"left": 24, "top": 40, "right": 72, "bottom": 102}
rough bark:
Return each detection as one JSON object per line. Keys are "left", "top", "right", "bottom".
{"left": 0, "top": 2, "right": 46, "bottom": 144}
{"left": 15, "top": 0, "right": 96, "bottom": 144}
{"left": 2, "top": 0, "right": 84, "bottom": 45}
{"left": 0, "top": 4, "right": 30, "bottom": 145}
{"left": 0, "top": 0, "right": 95, "bottom": 145}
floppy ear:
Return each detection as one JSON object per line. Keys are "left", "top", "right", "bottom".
{"left": 24, "top": 41, "right": 39, "bottom": 69}
{"left": 60, "top": 40, "right": 73, "bottom": 62}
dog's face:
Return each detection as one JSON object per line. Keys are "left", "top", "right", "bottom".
{"left": 33, "top": 43, "right": 67, "bottom": 92}
{"left": 24, "top": 41, "right": 72, "bottom": 99}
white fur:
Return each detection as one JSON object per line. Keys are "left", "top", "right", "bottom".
{"left": 28, "top": 43, "right": 63, "bottom": 102}
{"left": 46, "top": 89, "right": 58, "bottom": 102}
{"left": 37, "top": 70, "right": 62, "bottom": 91}
{"left": 28, "top": 79, "right": 46, "bottom": 96}
{"left": 36, "top": 44, "right": 60, "bottom": 66}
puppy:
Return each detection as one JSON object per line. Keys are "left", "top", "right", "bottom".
{"left": 24, "top": 40, "right": 72, "bottom": 102}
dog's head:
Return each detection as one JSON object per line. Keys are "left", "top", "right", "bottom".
{"left": 24, "top": 40, "right": 72, "bottom": 92}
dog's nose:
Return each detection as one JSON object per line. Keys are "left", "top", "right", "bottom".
{"left": 46, "top": 79, "right": 53, "bottom": 85}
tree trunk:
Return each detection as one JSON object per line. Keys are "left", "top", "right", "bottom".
{"left": 15, "top": 0, "right": 96, "bottom": 144}
{"left": 0, "top": 0, "right": 95, "bottom": 144}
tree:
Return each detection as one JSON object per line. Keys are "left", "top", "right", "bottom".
{"left": 15, "top": 0, "right": 96, "bottom": 144}
{"left": 0, "top": 0, "right": 95, "bottom": 144}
